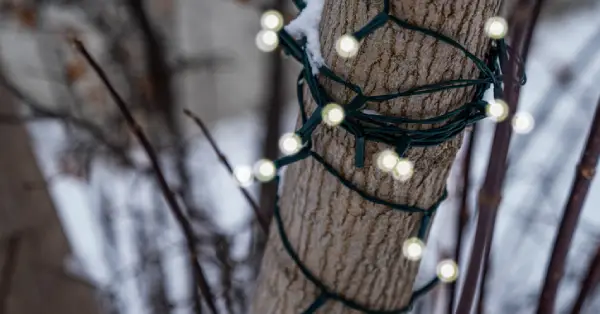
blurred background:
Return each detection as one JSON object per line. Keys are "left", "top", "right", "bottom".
{"left": 1, "top": 0, "right": 600, "bottom": 313}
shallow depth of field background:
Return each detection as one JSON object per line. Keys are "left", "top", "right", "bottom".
{"left": 1, "top": 0, "right": 600, "bottom": 313}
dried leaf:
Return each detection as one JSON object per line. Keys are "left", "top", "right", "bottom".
{"left": 15, "top": 7, "right": 37, "bottom": 28}
{"left": 65, "top": 57, "right": 87, "bottom": 82}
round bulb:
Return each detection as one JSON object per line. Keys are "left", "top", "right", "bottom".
{"left": 436, "top": 259, "right": 459, "bottom": 283}
{"left": 512, "top": 112, "right": 535, "bottom": 134}
{"left": 256, "top": 30, "right": 279, "bottom": 52}
{"left": 335, "top": 34, "right": 359, "bottom": 58}
{"left": 485, "top": 17, "right": 508, "bottom": 39}
{"left": 486, "top": 99, "right": 509, "bottom": 122}
{"left": 253, "top": 159, "right": 276, "bottom": 182}
{"left": 279, "top": 133, "right": 302, "bottom": 155}
{"left": 260, "top": 10, "right": 284, "bottom": 31}
{"left": 376, "top": 150, "right": 399, "bottom": 172}
{"left": 402, "top": 237, "right": 425, "bottom": 261}
{"left": 392, "top": 158, "right": 414, "bottom": 182}
{"left": 322, "top": 103, "right": 345, "bottom": 126}
{"left": 233, "top": 165, "right": 253, "bottom": 187}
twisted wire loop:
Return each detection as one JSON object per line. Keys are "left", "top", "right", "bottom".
{"left": 265, "top": 0, "right": 525, "bottom": 312}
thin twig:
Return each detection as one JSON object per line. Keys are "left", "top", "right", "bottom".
{"left": 0, "top": 236, "right": 21, "bottom": 314}
{"left": 125, "top": 3, "right": 218, "bottom": 311}
{"left": 0, "top": 71, "right": 132, "bottom": 166}
{"left": 125, "top": 0, "right": 176, "bottom": 135}
{"left": 536, "top": 94, "right": 600, "bottom": 314}
{"left": 214, "top": 234, "right": 235, "bottom": 314}
{"left": 508, "top": 21, "right": 600, "bottom": 167}
{"left": 569, "top": 243, "right": 600, "bottom": 314}
{"left": 71, "top": 39, "right": 218, "bottom": 314}
{"left": 496, "top": 65, "right": 600, "bottom": 297}
{"left": 183, "top": 109, "right": 268, "bottom": 233}
{"left": 455, "top": 1, "right": 546, "bottom": 312}
{"left": 448, "top": 127, "right": 476, "bottom": 314}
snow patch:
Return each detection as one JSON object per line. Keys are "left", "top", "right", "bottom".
{"left": 285, "top": 0, "right": 325, "bottom": 74}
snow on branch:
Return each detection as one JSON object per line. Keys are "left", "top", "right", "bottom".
{"left": 285, "top": 0, "right": 325, "bottom": 74}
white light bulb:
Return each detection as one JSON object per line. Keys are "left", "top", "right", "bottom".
{"left": 485, "top": 17, "right": 508, "bottom": 39}
{"left": 402, "top": 237, "right": 425, "bottom": 261}
{"left": 233, "top": 165, "right": 253, "bottom": 187}
{"left": 335, "top": 34, "right": 359, "bottom": 58}
{"left": 253, "top": 159, "right": 276, "bottom": 182}
{"left": 436, "top": 259, "right": 459, "bottom": 283}
{"left": 279, "top": 133, "right": 302, "bottom": 155}
{"left": 392, "top": 158, "right": 414, "bottom": 182}
{"left": 322, "top": 103, "right": 345, "bottom": 126}
{"left": 376, "top": 150, "right": 399, "bottom": 172}
{"left": 260, "top": 10, "right": 284, "bottom": 31}
{"left": 256, "top": 30, "right": 279, "bottom": 52}
{"left": 486, "top": 99, "right": 509, "bottom": 122}
{"left": 512, "top": 112, "right": 535, "bottom": 134}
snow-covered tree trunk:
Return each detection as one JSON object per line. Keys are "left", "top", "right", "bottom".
{"left": 251, "top": 0, "right": 500, "bottom": 313}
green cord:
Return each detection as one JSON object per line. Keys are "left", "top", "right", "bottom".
{"left": 273, "top": 175, "right": 442, "bottom": 314}
{"left": 266, "top": 0, "right": 525, "bottom": 312}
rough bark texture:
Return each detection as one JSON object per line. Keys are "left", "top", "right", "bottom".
{"left": 0, "top": 84, "right": 101, "bottom": 314}
{"left": 251, "top": 0, "right": 500, "bottom": 312}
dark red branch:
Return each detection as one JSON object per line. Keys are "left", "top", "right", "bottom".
{"left": 72, "top": 39, "right": 217, "bottom": 314}
{"left": 455, "top": 1, "right": 546, "bottom": 312}
{"left": 476, "top": 243, "right": 493, "bottom": 314}
{"left": 536, "top": 94, "right": 600, "bottom": 314}
{"left": 183, "top": 109, "right": 268, "bottom": 233}
{"left": 569, "top": 244, "right": 600, "bottom": 314}
{"left": 448, "top": 127, "right": 476, "bottom": 314}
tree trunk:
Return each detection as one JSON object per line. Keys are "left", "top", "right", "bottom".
{"left": 251, "top": 0, "right": 500, "bottom": 313}
{"left": 0, "top": 82, "right": 101, "bottom": 314}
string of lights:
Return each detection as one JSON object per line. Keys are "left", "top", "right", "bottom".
{"left": 241, "top": 1, "right": 531, "bottom": 312}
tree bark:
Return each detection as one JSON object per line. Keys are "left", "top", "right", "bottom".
{"left": 0, "top": 78, "right": 101, "bottom": 314}
{"left": 251, "top": 0, "right": 500, "bottom": 313}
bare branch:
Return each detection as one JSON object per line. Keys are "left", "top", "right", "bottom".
{"left": 477, "top": 251, "right": 492, "bottom": 314}
{"left": 508, "top": 26, "right": 600, "bottom": 166}
{"left": 125, "top": 0, "right": 176, "bottom": 134}
{"left": 72, "top": 38, "right": 218, "bottom": 314}
{"left": 448, "top": 127, "right": 477, "bottom": 314}
{"left": 456, "top": 1, "right": 547, "bottom": 312}
{"left": 214, "top": 234, "right": 235, "bottom": 314}
{"left": 570, "top": 244, "right": 600, "bottom": 314}
{"left": 0, "top": 70, "right": 132, "bottom": 166}
{"left": 183, "top": 109, "right": 268, "bottom": 233}
{"left": 536, "top": 94, "right": 600, "bottom": 314}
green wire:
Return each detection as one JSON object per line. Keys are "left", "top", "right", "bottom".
{"left": 266, "top": 0, "right": 526, "bottom": 312}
